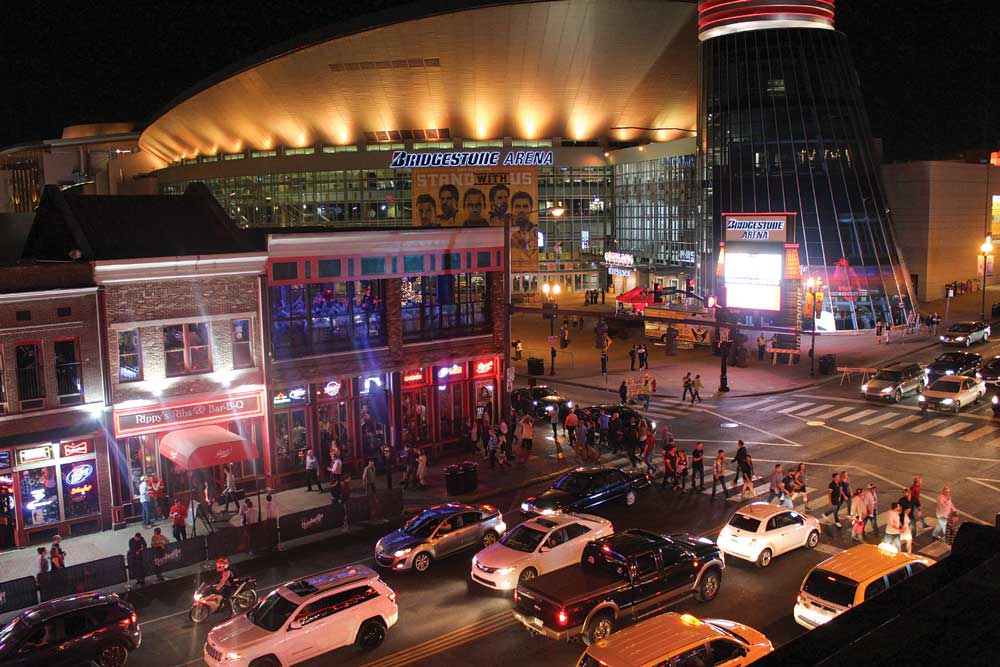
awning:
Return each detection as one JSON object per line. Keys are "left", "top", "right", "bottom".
{"left": 158, "top": 425, "right": 258, "bottom": 471}
{"left": 615, "top": 287, "right": 650, "bottom": 304}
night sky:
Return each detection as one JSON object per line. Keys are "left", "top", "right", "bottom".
{"left": 1, "top": 0, "right": 996, "bottom": 161}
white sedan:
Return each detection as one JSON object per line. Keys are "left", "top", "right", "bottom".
{"left": 470, "top": 512, "right": 613, "bottom": 590}
{"left": 918, "top": 375, "right": 985, "bottom": 413}
{"left": 717, "top": 503, "right": 820, "bottom": 568}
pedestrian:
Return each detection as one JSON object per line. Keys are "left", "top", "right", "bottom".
{"left": 149, "top": 474, "right": 166, "bottom": 520}
{"left": 49, "top": 535, "right": 66, "bottom": 570}
{"left": 824, "top": 472, "right": 845, "bottom": 528}
{"left": 641, "top": 429, "right": 657, "bottom": 475}
{"left": 128, "top": 532, "right": 147, "bottom": 587}
{"left": 518, "top": 412, "right": 534, "bottom": 462}
{"left": 363, "top": 459, "right": 377, "bottom": 497}
{"left": 780, "top": 471, "right": 796, "bottom": 508}
{"left": 883, "top": 503, "right": 902, "bottom": 550}
{"left": 609, "top": 413, "right": 624, "bottom": 455}
{"left": 676, "top": 449, "right": 690, "bottom": 493}
{"left": 862, "top": 483, "right": 878, "bottom": 536}
{"left": 850, "top": 488, "right": 867, "bottom": 542}
{"left": 638, "top": 344, "right": 648, "bottom": 370}
{"left": 629, "top": 345, "right": 637, "bottom": 371}
{"left": 416, "top": 449, "right": 428, "bottom": 487}
{"left": 264, "top": 494, "right": 278, "bottom": 521}
{"left": 150, "top": 527, "right": 169, "bottom": 582}
{"left": 757, "top": 333, "right": 767, "bottom": 361}
{"left": 36, "top": 547, "right": 49, "bottom": 577}
{"left": 328, "top": 451, "right": 343, "bottom": 491}
{"left": 139, "top": 475, "right": 154, "bottom": 528}
{"left": 575, "top": 417, "right": 589, "bottom": 459}
{"left": 690, "top": 442, "right": 705, "bottom": 491}
{"left": 932, "top": 486, "right": 956, "bottom": 540}
{"left": 486, "top": 429, "right": 499, "bottom": 469}
{"left": 600, "top": 349, "right": 608, "bottom": 376}
{"left": 238, "top": 498, "right": 252, "bottom": 526}
{"left": 661, "top": 443, "right": 678, "bottom": 491}
{"left": 584, "top": 419, "right": 600, "bottom": 463}
{"left": 876, "top": 320, "right": 884, "bottom": 344}
{"left": 564, "top": 409, "right": 579, "bottom": 446}
{"left": 740, "top": 455, "right": 756, "bottom": 499}
{"left": 899, "top": 502, "right": 913, "bottom": 555}
{"left": 598, "top": 409, "right": 610, "bottom": 449}
{"left": 601, "top": 289, "right": 605, "bottom": 305}
{"left": 618, "top": 380, "right": 628, "bottom": 406}
{"left": 624, "top": 418, "right": 642, "bottom": 467}
{"left": 766, "top": 464, "right": 784, "bottom": 503}
{"left": 305, "top": 449, "right": 323, "bottom": 492}
{"left": 731, "top": 440, "right": 748, "bottom": 487}
{"left": 689, "top": 374, "right": 703, "bottom": 404}
{"left": 550, "top": 345, "right": 557, "bottom": 374}
{"left": 712, "top": 450, "right": 729, "bottom": 498}
{"left": 681, "top": 372, "right": 693, "bottom": 402}
{"left": 222, "top": 464, "right": 237, "bottom": 513}
{"left": 932, "top": 311, "right": 940, "bottom": 335}
{"left": 909, "top": 476, "right": 930, "bottom": 532}
{"left": 791, "top": 463, "right": 810, "bottom": 509}
{"left": 549, "top": 406, "right": 560, "bottom": 443}
{"left": 515, "top": 339, "right": 523, "bottom": 361}
{"left": 898, "top": 487, "right": 916, "bottom": 539}
{"left": 169, "top": 497, "right": 188, "bottom": 541}
{"left": 380, "top": 443, "right": 394, "bottom": 489}
{"left": 944, "top": 510, "right": 960, "bottom": 546}
{"left": 885, "top": 320, "right": 892, "bottom": 343}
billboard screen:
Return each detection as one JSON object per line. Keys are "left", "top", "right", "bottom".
{"left": 724, "top": 249, "right": 782, "bottom": 311}
{"left": 411, "top": 166, "right": 539, "bottom": 272}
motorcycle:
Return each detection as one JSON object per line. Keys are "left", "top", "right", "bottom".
{"left": 190, "top": 577, "right": 258, "bottom": 624}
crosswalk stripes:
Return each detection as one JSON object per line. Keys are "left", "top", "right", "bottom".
{"left": 764, "top": 399, "right": 798, "bottom": 412}
{"left": 909, "top": 418, "right": 947, "bottom": 433}
{"left": 959, "top": 424, "right": 996, "bottom": 442}
{"left": 932, "top": 422, "right": 973, "bottom": 437}
{"left": 739, "top": 397, "right": 782, "bottom": 410}
{"left": 778, "top": 402, "right": 813, "bottom": 414}
{"left": 838, "top": 409, "right": 877, "bottom": 422}
{"left": 885, "top": 414, "right": 922, "bottom": 429}
{"left": 822, "top": 406, "right": 855, "bottom": 419}
{"left": 796, "top": 404, "right": 834, "bottom": 417}
{"left": 860, "top": 412, "right": 897, "bottom": 426}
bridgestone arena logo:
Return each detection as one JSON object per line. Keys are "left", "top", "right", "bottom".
{"left": 727, "top": 219, "right": 785, "bottom": 240}
{"left": 391, "top": 150, "right": 554, "bottom": 169}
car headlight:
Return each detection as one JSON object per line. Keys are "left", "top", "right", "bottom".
{"left": 993, "top": 395, "right": 998, "bottom": 405}
{"left": 394, "top": 547, "right": 413, "bottom": 558}
{"left": 956, "top": 336, "right": 966, "bottom": 342}
{"left": 861, "top": 383, "right": 868, "bottom": 392}
{"left": 976, "top": 372, "right": 983, "bottom": 378}
{"left": 521, "top": 502, "right": 532, "bottom": 512}
{"left": 918, "top": 395, "right": 926, "bottom": 402}
{"left": 881, "top": 386, "right": 893, "bottom": 394}
{"left": 496, "top": 567, "right": 516, "bottom": 575}
{"left": 945, "top": 370, "right": 955, "bottom": 375}
{"left": 940, "top": 336, "right": 946, "bottom": 341}
{"left": 225, "top": 652, "right": 242, "bottom": 661}
{"left": 941, "top": 398, "right": 954, "bottom": 405}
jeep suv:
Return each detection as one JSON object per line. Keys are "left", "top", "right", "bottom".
{"left": 204, "top": 565, "right": 397, "bottom": 667}
{"left": 0, "top": 592, "right": 140, "bottom": 667}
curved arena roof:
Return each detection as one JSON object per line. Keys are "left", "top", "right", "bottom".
{"left": 139, "top": 0, "right": 699, "bottom": 165}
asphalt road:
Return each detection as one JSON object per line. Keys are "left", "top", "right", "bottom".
{"left": 130, "top": 339, "right": 1000, "bottom": 667}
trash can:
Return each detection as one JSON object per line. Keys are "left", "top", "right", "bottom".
{"left": 445, "top": 465, "right": 465, "bottom": 496}
{"left": 819, "top": 353, "right": 837, "bottom": 375}
{"left": 462, "top": 461, "right": 479, "bottom": 493}
{"left": 527, "top": 357, "right": 545, "bottom": 375}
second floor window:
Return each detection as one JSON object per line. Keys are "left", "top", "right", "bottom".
{"left": 163, "top": 323, "right": 213, "bottom": 376}
{"left": 232, "top": 319, "right": 254, "bottom": 369}
{"left": 400, "top": 273, "right": 490, "bottom": 342}
{"left": 118, "top": 330, "right": 142, "bottom": 382}
{"left": 270, "top": 280, "right": 386, "bottom": 359}
{"left": 54, "top": 339, "right": 83, "bottom": 405}
{"left": 15, "top": 343, "right": 44, "bottom": 408}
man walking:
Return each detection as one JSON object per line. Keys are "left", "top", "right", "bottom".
{"left": 550, "top": 406, "right": 560, "bottom": 443}
{"left": 169, "top": 497, "right": 188, "bottom": 542}
{"left": 824, "top": 472, "right": 845, "bottom": 528}
{"left": 691, "top": 442, "right": 705, "bottom": 491}
{"left": 222, "top": 464, "right": 237, "bottom": 514}
{"left": 363, "top": 459, "right": 377, "bottom": 496}
{"left": 305, "top": 449, "right": 323, "bottom": 492}
{"left": 932, "top": 486, "right": 956, "bottom": 540}
{"left": 767, "top": 464, "right": 785, "bottom": 503}
{"left": 712, "top": 450, "right": 729, "bottom": 498}
{"left": 681, "top": 373, "right": 693, "bottom": 402}
{"left": 629, "top": 345, "right": 637, "bottom": 371}
{"left": 618, "top": 380, "right": 628, "bottom": 406}
{"left": 564, "top": 409, "right": 579, "bottom": 447}
{"left": 597, "top": 409, "right": 610, "bottom": 449}
{"left": 731, "top": 440, "right": 748, "bottom": 487}
{"left": 689, "top": 374, "right": 703, "bottom": 404}
{"left": 861, "top": 483, "right": 878, "bottom": 535}
{"left": 909, "top": 476, "right": 930, "bottom": 533}
{"left": 757, "top": 333, "right": 767, "bottom": 361}
{"left": 600, "top": 349, "right": 608, "bottom": 376}
{"left": 661, "top": 443, "right": 678, "bottom": 491}
{"left": 139, "top": 475, "right": 154, "bottom": 528}
{"left": 638, "top": 344, "right": 648, "bottom": 370}
{"left": 128, "top": 532, "right": 147, "bottom": 587}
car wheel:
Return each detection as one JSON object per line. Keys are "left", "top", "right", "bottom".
{"left": 97, "top": 643, "right": 129, "bottom": 667}
{"left": 583, "top": 612, "right": 615, "bottom": 646}
{"left": 894, "top": 389, "right": 902, "bottom": 403}
{"left": 481, "top": 530, "right": 499, "bottom": 548}
{"left": 412, "top": 552, "right": 432, "bottom": 573}
{"left": 624, "top": 490, "right": 637, "bottom": 506}
{"left": 249, "top": 656, "right": 281, "bottom": 667}
{"left": 954, "top": 400, "right": 962, "bottom": 413}
{"left": 917, "top": 382, "right": 925, "bottom": 394}
{"left": 356, "top": 619, "right": 387, "bottom": 650}
{"left": 806, "top": 530, "right": 820, "bottom": 549}
{"left": 696, "top": 569, "right": 721, "bottom": 601}
{"left": 518, "top": 567, "right": 538, "bottom": 584}
{"left": 756, "top": 548, "right": 773, "bottom": 568}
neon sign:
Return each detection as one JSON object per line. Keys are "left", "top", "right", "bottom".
{"left": 17, "top": 446, "right": 52, "bottom": 465}
{"left": 437, "top": 364, "right": 464, "bottom": 380}
{"left": 323, "top": 380, "right": 342, "bottom": 397}
{"left": 64, "top": 463, "right": 94, "bottom": 486}
{"left": 402, "top": 369, "right": 426, "bottom": 385}
{"left": 474, "top": 360, "right": 495, "bottom": 376}
{"left": 360, "top": 376, "right": 383, "bottom": 394}
{"left": 25, "top": 489, "right": 55, "bottom": 511}
{"left": 69, "top": 484, "right": 93, "bottom": 496}
{"left": 62, "top": 441, "right": 92, "bottom": 457}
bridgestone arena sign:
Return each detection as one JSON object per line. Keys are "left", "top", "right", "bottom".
{"left": 391, "top": 150, "right": 554, "bottom": 169}
{"left": 724, "top": 214, "right": 789, "bottom": 243}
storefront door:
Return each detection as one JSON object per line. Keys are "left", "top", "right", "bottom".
{"left": 274, "top": 408, "right": 310, "bottom": 479}
{"left": 401, "top": 389, "right": 431, "bottom": 446}
{"left": 437, "top": 383, "right": 464, "bottom": 443}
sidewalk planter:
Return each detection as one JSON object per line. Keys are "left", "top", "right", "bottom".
{"left": 142, "top": 537, "right": 207, "bottom": 575}
{"left": 0, "top": 576, "right": 39, "bottom": 615}
{"left": 37, "top": 555, "right": 127, "bottom": 602}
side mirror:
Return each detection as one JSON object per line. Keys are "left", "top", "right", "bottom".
{"left": 539, "top": 545, "right": 550, "bottom": 553}
{"left": 288, "top": 620, "right": 303, "bottom": 631}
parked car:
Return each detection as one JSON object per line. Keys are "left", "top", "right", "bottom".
{"left": 977, "top": 355, "right": 1000, "bottom": 385}
{"left": 939, "top": 321, "right": 991, "bottom": 347}
{"left": 471, "top": 512, "right": 614, "bottom": 591}
{"left": 520, "top": 466, "right": 650, "bottom": 517}
{"left": 575, "top": 612, "right": 772, "bottom": 667}
{"left": 512, "top": 529, "right": 725, "bottom": 645}
{"left": 511, "top": 386, "right": 559, "bottom": 416}
{"left": 0, "top": 592, "right": 140, "bottom": 667}
{"left": 204, "top": 565, "right": 397, "bottom": 667}
{"left": 924, "top": 352, "right": 981, "bottom": 383}
{"left": 861, "top": 362, "right": 925, "bottom": 402}
{"left": 716, "top": 503, "right": 821, "bottom": 568}
{"left": 375, "top": 502, "right": 506, "bottom": 573}
{"left": 918, "top": 376, "right": 985, "bottom": 413}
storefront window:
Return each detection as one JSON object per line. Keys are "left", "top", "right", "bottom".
{"left": 0, "top": 452, "right": 14, "bottom": 545}
{"left": 400, "top": 273, "right": 490, "bottom": 342}
{"left": 437, "top": 384, "right": 464, "bottom": 440}
{"left": 359, "top": 382, "right": 389, "bottom": 458}
{"left": 274, "top": 409, "right": 309, "bottom": 475}
{"left": 270, "top": 280, "right": 386, "bottom": 359}
{"left": 123, "top": 435, "right": 158, "bottom": 506}
{"left": 19, "top": 466, "right": 60, "bottom": 528}
{"left": 60, "top": 459, "right": 99, "bottom": 520}
{"left": 227, "top": 420, "right": 264, "bottom": 479}
{"left": 401, "top": 389, "right": 431, "bottom": 445}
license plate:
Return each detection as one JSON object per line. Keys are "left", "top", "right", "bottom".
{"left": 532, "top": 617, "right": 544, "bottom": 627}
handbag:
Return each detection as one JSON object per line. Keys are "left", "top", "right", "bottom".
{"left": 852, "top": 521, "right": 864, "bottom": 535}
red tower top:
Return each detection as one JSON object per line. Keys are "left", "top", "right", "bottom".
{"left": 698, "top": 0, "right": 836, "bottom": 41}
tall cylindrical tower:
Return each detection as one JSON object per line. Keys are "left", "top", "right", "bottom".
{"left": 697, "top": 0, "right": 916, "bottom": 330}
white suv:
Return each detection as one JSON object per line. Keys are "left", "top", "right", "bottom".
{"left": 204, "top": 565, "right": 398, "bottom": 667}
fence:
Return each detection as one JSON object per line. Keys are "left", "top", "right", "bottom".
{"left": 0, "top": 488, "right": 403, "bottom": 616}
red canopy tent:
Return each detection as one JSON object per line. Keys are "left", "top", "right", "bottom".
{"left": 616, "top": 287, "right": 654, "bottom": 314}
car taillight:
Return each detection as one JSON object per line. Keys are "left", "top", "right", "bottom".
{"left": 557, "top": 609, "right": 569, "bottom": 626}
{"left": 797, "top": 594, "right": 803, "bottom": 606}
{"left": 130, "top": 612, "right": 138, "bottom": 625}
{"left": 692, "top": 560, "right": 699, "bottom": 568}
{"left": 513, "top": 589, "right": 519, "bottom": 603}
{"left": 388, "top": 592, "right": 396, "bottom": 603}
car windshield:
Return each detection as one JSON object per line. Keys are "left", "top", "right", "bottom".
{"left": 553, "top": 473, "right": 591, "bottom": 494}
{"left": 948, "top": 324, "right": 976, "bottom": 333}
{"left": 403, "top": 511, "right": 442, "bottom": 539}
{"left": 873, "top": 370, "right": 902, "bottom": 381}
{"left": 500, "top": 525, "right": 548, "bottom": 552}
{"left": 934, "top": 353, "right": 965, "bottom": 364}
{"left": 930, "top": 378, "right": 962, "bottom": 392}
{"left": 728, "top": 514, "right": 761, "bottom": 532}
{"left": 802, "top": 569, "right": 857, "bottom": 608}
{"left": 247, "top": 590, "right": 298, "bottom": 632}
{"left": 583, "top": 548, "right": 631, "bottom": 580}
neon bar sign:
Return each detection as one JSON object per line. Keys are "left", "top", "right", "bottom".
{"left": 437, "top": 364, "right": 465, "bottom": 380}
{"left": 62, "top": 440, "right": 92, "bottom": 457}
{"left": 474, "top": 360, "right": 495, "bottom": 376}
{"left": 402, "top": 369, "right": 427, "bottom": 385}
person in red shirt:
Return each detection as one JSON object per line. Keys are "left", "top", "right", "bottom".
{"left": 169, "top": 497, "right": 188, "bottom": 542}
{"left": 909, "top": 476, "right": 930, "bottom": 532}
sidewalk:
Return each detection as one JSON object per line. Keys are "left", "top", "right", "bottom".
{"left": 0, "top": 434, "right": 576, "bottom": 582}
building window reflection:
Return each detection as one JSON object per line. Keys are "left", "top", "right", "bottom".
{"left": 400, "top": 273, "right": 490, "bottom": 341}
{"left": 270, "top": 280, "right": 386, "bottom": 358}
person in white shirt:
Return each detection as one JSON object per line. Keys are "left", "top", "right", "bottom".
{"left": 883, "top": 502, "right": 902, "bottom": 550}
{"left": 304, "top": 450, "right": 323, "bottom": 492}
{"left": 138, "top": 476, "right": 153, "bottom": 528}
{"left": 264, "top": 494, "right": 278, "bottom": 521}
{"left": 222, "top": 465, "right": 237, "bottom": 513}
{"left": 932, "top": 486, "right": 957, "bottom": 540}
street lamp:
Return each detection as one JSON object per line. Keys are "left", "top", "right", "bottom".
{"left": 806, "top": 277, "right": 822, "bottom": 376}
{"left": 980, "top": 235, "right": 993, "bottom": 320}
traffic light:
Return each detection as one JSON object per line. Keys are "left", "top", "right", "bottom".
{"left": 706, "top": 295, "right": 718, "bottom": 309}
{"left": 685, "top": 277, "right": 695, "bottom": 295}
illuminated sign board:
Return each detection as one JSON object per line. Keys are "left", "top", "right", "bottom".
{"left": 17, "top": 446, "right": 53, "bottom": 465}
{"left": 390, "top": 150, "right": 553, "bottom": 169}
{"left": 402, "top": 369, "right": 428, "bottom": 386}
{"left": 360, "top": 376, "right": 383, "bottom": 394}
{"left": 609, "top": 267, "right": 632, "bottom": 277}
{"left": 723, "top": 213, "right": 789, "bottom": 243}
{"left": 437, "top": 363, "right": 466, "bottom": 380}
{"left": 581, "top": 230, "right": 590, "bottom": 251}
{"left": 724, "top": 250, "right": 783, "bottom": 311}
{"left": 64, "top": 463, "right": 94, "bottom": 486}
{"left": 69, "top": 484, "right": 93, "bottom": 496}
{"left": 62, "top": 441, "right": 92, "bottom": 457}
{"left": 273, "top": 386, "right": 307, "bottom": 406}
{"left": 473, "top": 359, "right": 495, "bottom": 377}
{"left": 323, "top": 380, "right": 342, "bottom": 398}
{"left": 115, "top": 393, "right": 262, "bottom": 436}
{"left": 604, "top": 251, "right": 635, "bottom": 267}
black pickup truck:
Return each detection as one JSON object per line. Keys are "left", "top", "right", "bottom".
{"left": 512, "top": 529, "right": 725, "bottom": 645}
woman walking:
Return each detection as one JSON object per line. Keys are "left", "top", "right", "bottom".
{"left": 899, "top": 503, "right": 913, "bottom": 554}
{"left": 849, "top": 488, "right": 867, "bottom": 542}
{"left": 740, "top": 454, "right": 756, "bottom": 499}
{"left": 711, "top": 450, "right": 729, "bottom": 499}
{"left": 676, "top": 449, "right": 690, "bottom": 493}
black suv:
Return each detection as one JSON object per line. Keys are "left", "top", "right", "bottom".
{"left": 512, "top": 529, "right": 724, "bottom": 645}
{"left": 0, "top": 592, "right": 140, "bottom": 666}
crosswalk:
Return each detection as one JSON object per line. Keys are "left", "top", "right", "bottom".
{"left": 728, "top": 396, "right": 1000, "bottom": 444}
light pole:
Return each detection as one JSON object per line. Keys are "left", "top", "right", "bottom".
{"left": 806, "top": 277, "right": 821, "bottom": 376}
{"left": 980, "top": 235, "right": 993, "bottom": 320}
